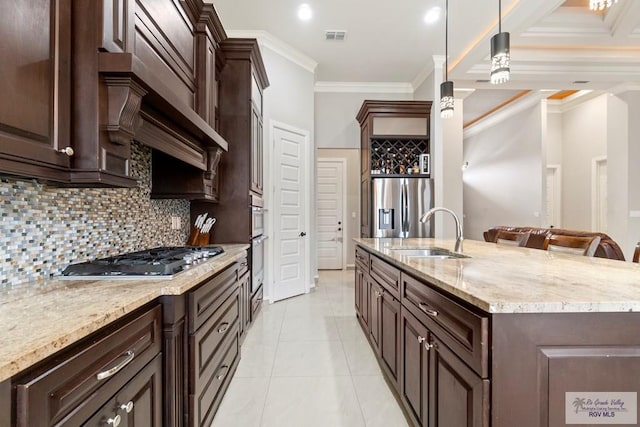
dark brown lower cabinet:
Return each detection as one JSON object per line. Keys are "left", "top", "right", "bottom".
{"left": 379, "top": 290, "right": 400, "bottom": 389}
{"left": 355, "top": 266, "right": 370, "bottom": 331}
{"left": 84, "top": 354, "right": 163, "bottom": 427}
{"left": 400, "top": 308, "right": 430, "bottom": 427}
{"left": 355, "top": 267, "right": 363, "bottom": 315}
{"left": 429, "top": 337, "right": 489, "bottom": 427}
{"left": 13, "top": 304, "right": 162, "bottom": 427}
{"left": 369, "top": 282, "right": 382, "bottom": 350}
{"left": 239, "top": 270, "right": 251, "bottom": 342}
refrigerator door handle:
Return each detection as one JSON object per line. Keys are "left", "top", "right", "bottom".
{"left": 402, "top": 180, "right": 409, "bottom": 235}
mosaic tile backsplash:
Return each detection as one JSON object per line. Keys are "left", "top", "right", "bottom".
{"left": 0, "top": 142, "right": 190, "bottom": 286}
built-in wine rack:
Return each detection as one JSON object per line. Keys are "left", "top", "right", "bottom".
{"left": 370, "top": 137, "right": 429, "bottom": 175}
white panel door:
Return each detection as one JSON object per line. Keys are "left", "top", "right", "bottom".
{"left": 317, "top": 159, "right": 344, "bottom": 270}
{"left": 272, "top": 125, "right": 308, "bottom": 302}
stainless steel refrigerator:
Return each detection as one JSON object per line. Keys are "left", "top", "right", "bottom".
{"left": 372, "top": 178, "right": 434, "bottom": 238}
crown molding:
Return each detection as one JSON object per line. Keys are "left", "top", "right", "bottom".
{"left": 607, "top": 82, "right": 640, "bottom": 95}
{"left": 411, "top": 64, "right": 434, "bottom": 92}
{"left": 464, "top": 91, "right": 549, "bottom": 139}
{"left": 314, "top": 81, "right": 414, "bottom": 94}
{"left": 225, "top": 30, "right": 318, "bottom": 74}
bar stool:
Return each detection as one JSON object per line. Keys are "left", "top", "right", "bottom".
{"left": 543, "top": 234, "right": 601, "bottom": 257}
{"left": 493, "top": 230, "right": 530, "bottom": 247}
{"left": 633, "top": 242, "right": 640, "bottom": 263}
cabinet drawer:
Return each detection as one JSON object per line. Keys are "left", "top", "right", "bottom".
{"left": 189, "top": 263, "right": 238, "bottom": 333}
{"left": 370, "top": 254, "right": 400, "bottom": 298}
{"left": 251, "top": 285, "right": 264, "bottom": 322}
{"left": 190, "top": 290, "right": 239, "bottom": 389}
{"left": 355, "top": 246, "right": 370, "bottom": 270}
{"left": 401, "top": 273, "right": 488, "bottom": 377}
{"left": 191, "top": 332, "right": 239, "bottom": 427}
{"left": 14, "top": 305, "right": 162, "bottom": 427}
{"left": 83, "top": 354, "right": 163, "bottom": 427}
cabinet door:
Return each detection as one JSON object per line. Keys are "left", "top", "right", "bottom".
{"left": 83, "top": 354, "right": 163, "bottom": 427}
{"left": 380, "top": 291, "right": 401, "bottom": 388}
{"left": 250, "top": 104, "right": 263, "bottom": 195}
{"left": 0, "top": 0, "right": 72, "bottom": 179}
{"left": 239, "top": 272, "right": 251, "bottom": 339}
{"left": 429, "top": 337, "right": 489, "bottom": 427}
{"left": 361, "top": 179, "right": 370, "bottom": 237}
{"left": 369, "top": 282, "right": 383, "bottom": 352}
{"left": 400, "top": 308, "right": 430, "bottom": 427}
{"left": 355, "top": 267, "right": 363, "bottom": 316}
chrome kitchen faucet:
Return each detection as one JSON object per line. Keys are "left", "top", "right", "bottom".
{"left": 419, "top": 207, "right": 464, "bottom": 254}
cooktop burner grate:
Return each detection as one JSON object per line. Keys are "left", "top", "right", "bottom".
{"left": 61, "top": 246, "right": 224, "bottom": 279}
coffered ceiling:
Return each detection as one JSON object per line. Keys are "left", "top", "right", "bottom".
{"left": 211, "top": 0, "right": 640, "bottom": 91}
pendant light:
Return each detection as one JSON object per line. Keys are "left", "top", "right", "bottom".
{"left": 490, "top": 0, "right": 510, "bottom": 84}
{"left": 440, "top": 0, "right": 454, "bottom": 119}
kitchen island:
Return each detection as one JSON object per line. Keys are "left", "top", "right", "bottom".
{"left": 354, "top": 238, "right": 640, "bottom": 427}
{"left": 0, "top": 244, "right": 249, "bottom": 426}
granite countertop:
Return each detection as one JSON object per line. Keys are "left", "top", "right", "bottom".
{"left": 355, "top": 238, "right": 640, "bottom": 315}
{"left": 0, "top": 244, "right": 248, "bottom": 383}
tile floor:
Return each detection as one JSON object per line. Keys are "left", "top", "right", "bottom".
{"left": 212, "top": 270, "right": 410, "bottom": 427}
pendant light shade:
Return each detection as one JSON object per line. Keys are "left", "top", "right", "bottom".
{"left": 440, "top": 81, "right": 454, "bottom": 119}
{"left": 490, "top": 0, "right": 510, "bottom": 84}
{"left": 440, "top": 0, "right": 454, "bottom": 119}
{"left": 490, "top": 32, "right": 510, "bottom": 84}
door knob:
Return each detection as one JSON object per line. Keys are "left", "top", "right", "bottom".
{"left": 299, "top": 232, "right": 307, "bottom": 237}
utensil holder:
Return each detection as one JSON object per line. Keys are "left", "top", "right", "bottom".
{"left": 195, "top": 232, "right": 210, "bottom": 246}
{"left": 187, "top": 227, "right": 200, "bottom": 246}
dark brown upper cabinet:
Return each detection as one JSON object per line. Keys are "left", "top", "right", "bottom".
{"left": 0, "top": 0, "right": 230, "bottom": 188}
{"left": 0, "top": 0, "right": 73, "bottom": 183}
{"left": 218, "top": 38, "right": 269, "bottom": 199}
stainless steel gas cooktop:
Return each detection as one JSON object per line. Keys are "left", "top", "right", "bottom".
{"left": 60, "top": 246, "right": 224, "bottom": 280}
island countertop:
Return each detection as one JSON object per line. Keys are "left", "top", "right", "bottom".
{"left": 0, "top": 244, "right": 248, "bottom": 383}
{"left": 355, "top": 238, "right": 640, "bottom": 315}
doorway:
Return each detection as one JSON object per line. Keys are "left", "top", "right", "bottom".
{"left": 592, "top": 157, "right": 607, "bottom": 232}
{"left": 546, "top": 165, "right": 561, "bottom": 228}
{"left": 317, "top": 158, "right": 346, "bottom": 270}
{"left": 270, "top": 121, "right": 311, "bottom": 302}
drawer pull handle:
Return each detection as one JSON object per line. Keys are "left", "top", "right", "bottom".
{"left": 417, "top": 335, "right": 426, "bottom": 344}
{"left": 218, "top": 323, "right": 230, "bottom": 334}
{"left": 120, "top": 401, "right": 134, "bottom": 413}
{"left": 217, "top": 365, "right": 229, "bottom": 380}
{"left": 96, "top": 350, "right": 135, "bottom": 381}
{"left": 107, "top": 414, "right": 121, "bottom": 426}
{"left": 418, "top": 303, "right": 439, "bottom": 317}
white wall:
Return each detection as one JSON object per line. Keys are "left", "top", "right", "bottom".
{"left": 413, "top": 71, "right": 435, "bottom": 101}
{"left": 560, "top": 95, "right": 607, "bottom": 231}
{"left": 606, "top": 95, "right": 629, "bottom": 258}
{"left": 618, "top": 91, "right": 640, "bottom": 258}
{"left": 546, "top": 111, "right": 563, "bottom": 166}
{"left": 261, "top": 45, "right": 317, "bottom": 296}
{"left": 315, "top": 91, "right": 413, "bottom": 149}
{"left": 316, "top": 148, "right": 359, "bottom": 267}
{"left": 463, "top": 104, "right": 545, "bottom": 241}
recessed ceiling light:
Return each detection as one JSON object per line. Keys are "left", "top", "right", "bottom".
{"left": 298, "top": 4, "right": 313, "bottom": 21}
{"left": 424, "top": 7, "right": 441, "bottom": 24}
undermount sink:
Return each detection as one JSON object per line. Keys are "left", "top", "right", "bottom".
{"left": 389, "top": 248, "right": 470, "bottom": 259}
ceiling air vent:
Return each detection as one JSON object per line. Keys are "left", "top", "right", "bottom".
{"left": 325, "top": 30, "right": 347, "bottom": 41}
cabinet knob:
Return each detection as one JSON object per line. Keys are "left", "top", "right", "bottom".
{"left": 107, "top": 414, "right": 121, "bottom": 427}
{"left": 58, "top": 146, "right": 74, "bottom": 157}
{"left": 120, "top": 401, "right": 134, "bottom": 413}
{"left": 417, "top": 336, "right": 426, "bottom": 344}
{"left": 217, "top": 365, "right": 229, "bottom": 380}
{"left": 425, "top": 343, "right": 434, "bottom": 351}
